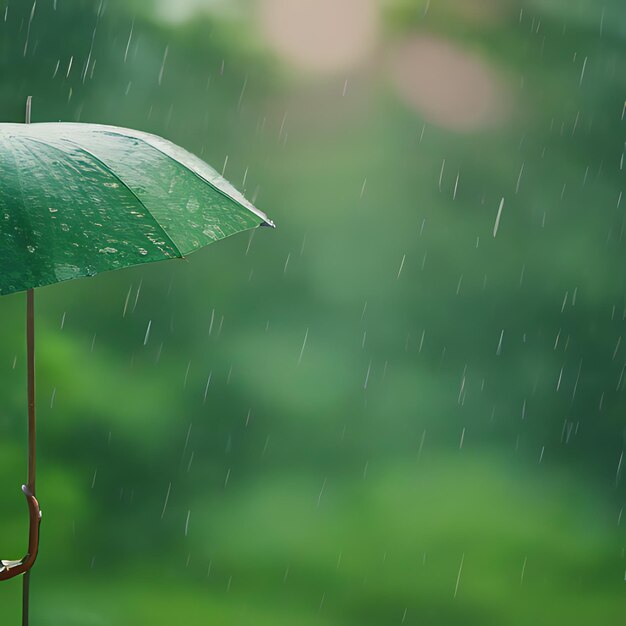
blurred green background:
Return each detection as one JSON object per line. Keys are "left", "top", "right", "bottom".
{"left": 1, "top": 0, "right": 625, "bottom": 623}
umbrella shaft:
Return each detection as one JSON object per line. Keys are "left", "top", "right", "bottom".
{"left": 22, "top": 95, "right": 34, "bottom": 626}
{"left": 26, "top": 289, "right": 36, "bottom": 494}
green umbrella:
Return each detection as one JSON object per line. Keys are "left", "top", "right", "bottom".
{"left": 0, "top": 98, "right": 274, "bottom": 623}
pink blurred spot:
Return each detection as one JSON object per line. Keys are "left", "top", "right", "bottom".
{"left": 259, "top": 0, "right": 379, "bottom": 74}
{"left": 390, "top": 35, "right": 509, "bottom": 132}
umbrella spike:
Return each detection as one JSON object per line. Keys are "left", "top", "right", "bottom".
{"left": 25, "top": 96, "right": 31, "bottom": 125}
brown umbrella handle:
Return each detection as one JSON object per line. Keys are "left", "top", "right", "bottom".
{"left": 0, "top": 486, "right": 42, "bottom": 581}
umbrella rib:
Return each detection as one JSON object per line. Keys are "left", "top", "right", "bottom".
{"left": 96, "top": 129, "right": 274, "bottom": 227}
{"left": 19, "top": 135, "right": 185, "bottom": 260}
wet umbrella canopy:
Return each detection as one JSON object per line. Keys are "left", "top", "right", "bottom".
{"left": 0, "top": 99, "right": 274, "bottom": 624}
{"left": 0, "top": 120, "right": 273, "bottom": 294}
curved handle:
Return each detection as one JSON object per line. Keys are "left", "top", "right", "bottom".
{"left": 0, "top": 486, "right": 41, "bottom": 581}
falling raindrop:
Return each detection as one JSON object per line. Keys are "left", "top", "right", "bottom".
{"left": 124, "top": 19, "right": 134, "bottom": 63}
{"left": 493, "top": 197, "right": 505, "bottom": 237}
{"left": 396, "top": 254, "right": 406, "bottom": 280}
{"left": 143, "top": 320, "right": 152, "bottom": 345}
{"left": 297, "top": 328, "right": 309, "bottom": 365}
{"left": 23, "top": 1, "right": 36, "bottom": 57}
{"left": 161, "top": 482, "right": 172, "bottom": 519}
{"left": 454, "top": 553, "right": 464, "bottom": 598}
{"left": 158, "top": 45, "right": 169, "bottom": 86}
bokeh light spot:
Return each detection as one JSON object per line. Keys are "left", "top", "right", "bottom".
{"left": 390, "top": 35, "right": 509, "bottom": 132}
{"left": 259, "top": 0, "right": 379, "bottom": 75}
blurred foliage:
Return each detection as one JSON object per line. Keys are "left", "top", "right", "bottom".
{"left": 0, "top": 0, "right": 624, "bottom": 624}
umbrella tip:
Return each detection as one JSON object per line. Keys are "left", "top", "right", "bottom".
{"left": 260, "top": 218, "right": 276, "bottom": 229}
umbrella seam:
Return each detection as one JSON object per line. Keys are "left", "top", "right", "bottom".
{"left": 56, "top": 137, "right": 186, "bottom": 260}
{"left": 96, "top": 129, "right": 275, "bottom": 228}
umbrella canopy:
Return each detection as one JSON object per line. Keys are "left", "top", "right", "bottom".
{"left": 0, "top": 122, "right": 274, "bottom": 295}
